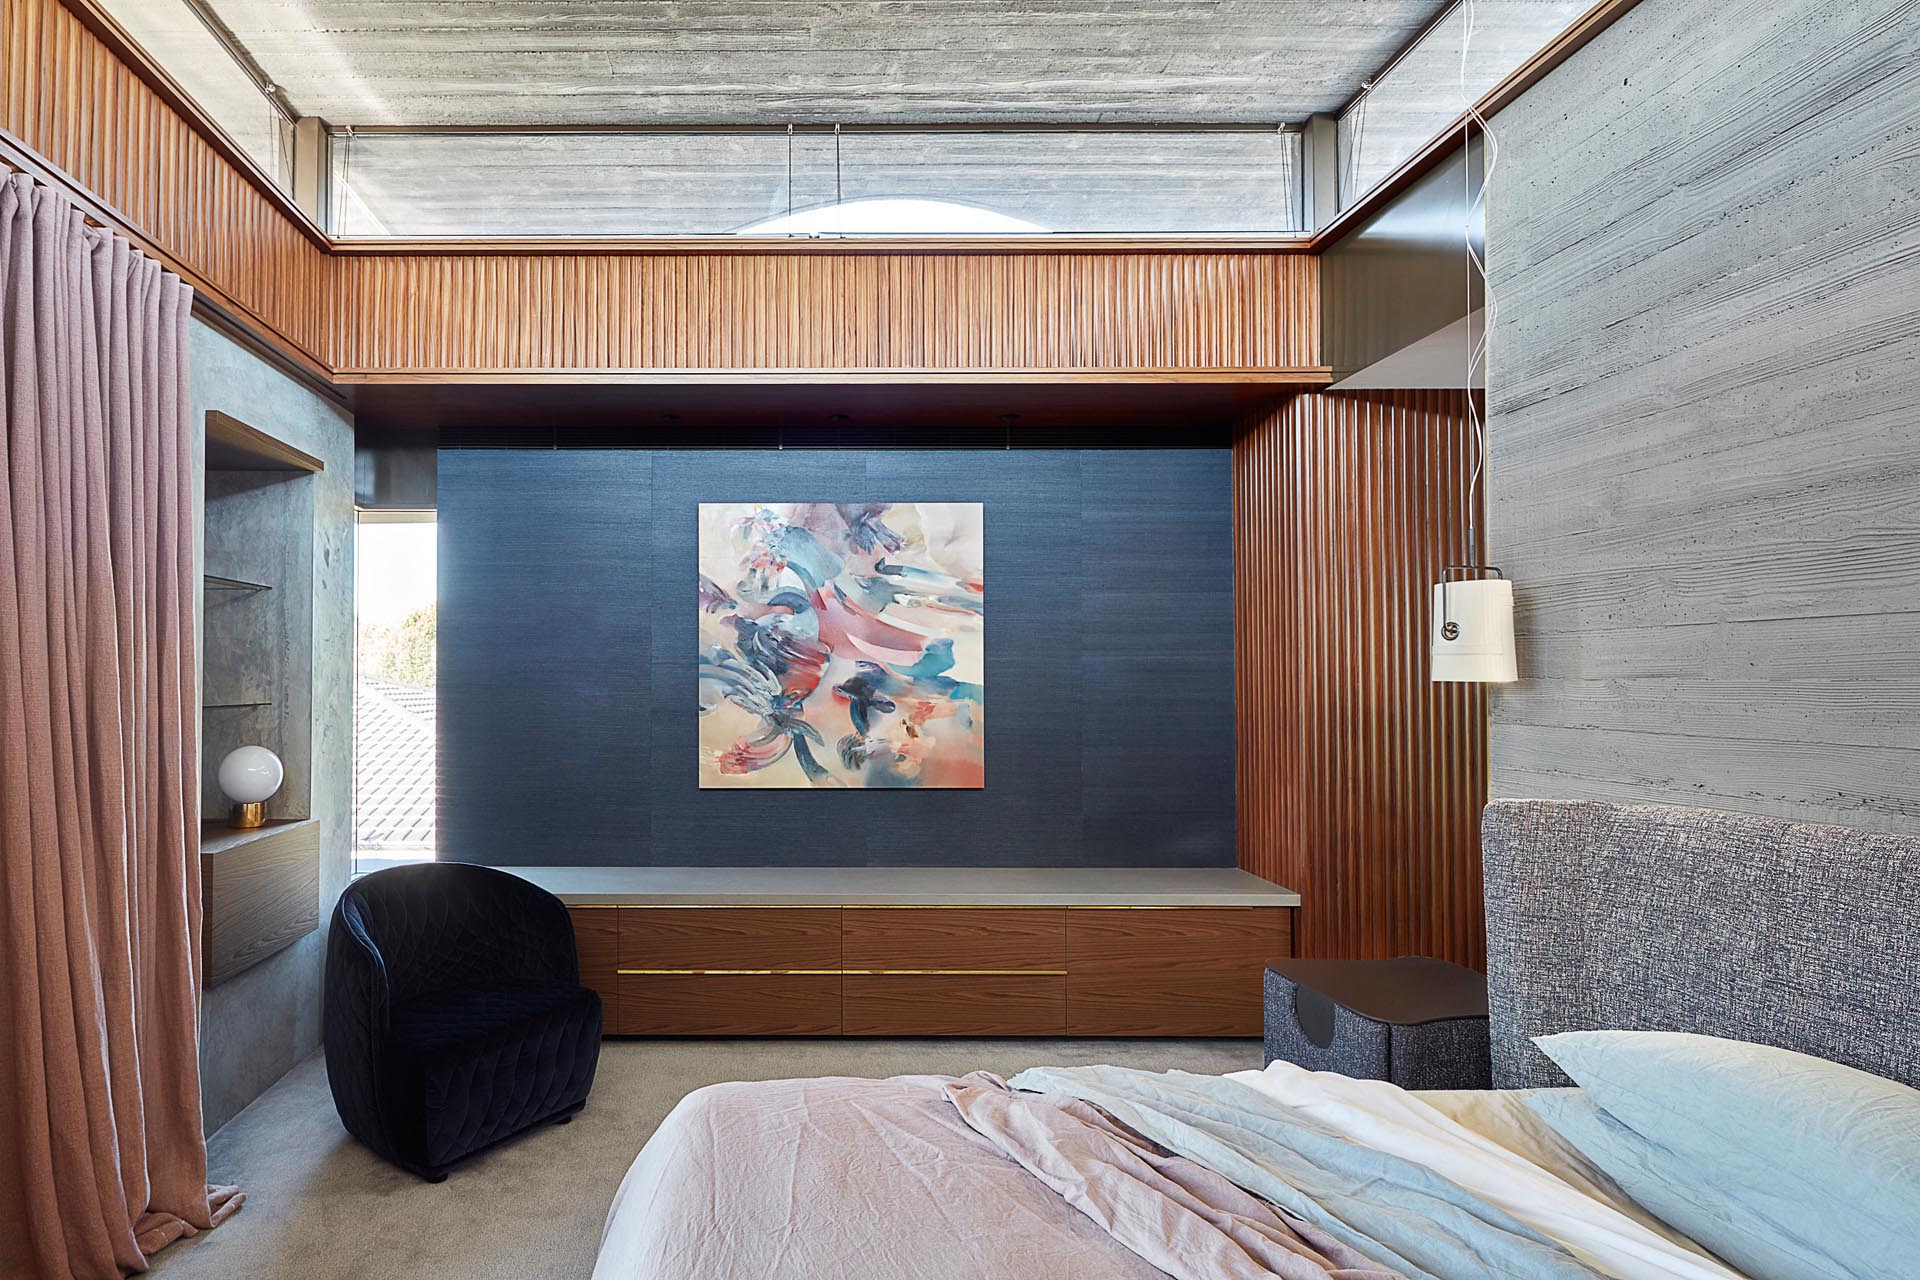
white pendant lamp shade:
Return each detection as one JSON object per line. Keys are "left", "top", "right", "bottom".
{"left": 217, "top": 744, "right": 284, "bottom": 804}
{"left": 1431, "top": 576, "right": 1517, "bottom": 683}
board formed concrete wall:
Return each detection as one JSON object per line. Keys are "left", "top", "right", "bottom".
{"left": 1487, "top": 0, "right": 1920, "bottom": 831}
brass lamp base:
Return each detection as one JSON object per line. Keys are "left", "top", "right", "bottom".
{"left": 228, "top": 801, "right": 267, "bottom": 830}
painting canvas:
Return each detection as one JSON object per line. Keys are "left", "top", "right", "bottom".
{"left": 698, "top": 502, "right": 985, "bottom": 789}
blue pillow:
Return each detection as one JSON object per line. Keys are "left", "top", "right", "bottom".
{"left": 1526, "top": 1091, "right": 1830, "bottom": 1280}
{"left": 1531, "top": 1031, "right": 1920, "bottom": 1280}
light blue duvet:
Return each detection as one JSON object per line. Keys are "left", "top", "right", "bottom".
{"left": 1010, "top": 1065, "right": 1610, "bottom": 1280}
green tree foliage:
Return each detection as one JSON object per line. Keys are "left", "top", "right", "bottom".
{"left": 359, "top": 604, "right": 436, "bottom": 687}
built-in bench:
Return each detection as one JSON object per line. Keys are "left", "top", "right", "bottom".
{"left": 496, "top": 867, "right": 1301, "bottom": 1038}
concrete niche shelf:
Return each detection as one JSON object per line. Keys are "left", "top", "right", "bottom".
{"left": 200, "top": 409, "right": 323, "bottom": 987}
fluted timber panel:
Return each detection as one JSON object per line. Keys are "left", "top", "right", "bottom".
{"left": 1234, "top": 389, "right": 1489, "bottom": 967}
{"left": 0, "top": 0, "right": 330, "bottom": 365}
{"left": 329, "top": 250, "right": 1319, "bottom": 374}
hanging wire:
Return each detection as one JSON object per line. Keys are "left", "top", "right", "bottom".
{"left": 1460, "top": 0, "right": 1498, "bottom": 568}
{"left": 1343, "top": 83, "right": 1370, "bottom": 207}
{"left": 785, "top": 123, "right": 794, "bottom": 221}
{"left": 1438, "top": 0, "right": 1498, "bottom": 643}
{"left": 833, "top": 124, "right": 844, "bottom": 212}
{"left": 335, "top": 125, "right": 354, "bottom": 233}
{"left": 270, "top": 91, "right": 294, "bottom": 189}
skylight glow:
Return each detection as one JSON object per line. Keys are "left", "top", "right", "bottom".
{"left": 736, "top": 197, "right": 1049, "bottom": 236}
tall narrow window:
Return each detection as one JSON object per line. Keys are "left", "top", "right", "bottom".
{"left": 354, "top": 513, "right": 436, "bottom": 874}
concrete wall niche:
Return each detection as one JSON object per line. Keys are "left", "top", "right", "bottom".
{"left": 203, "top": 458, "right": 316, "bottom": 825}
{"left": 192, "top": 362, "right": 352, "bottom": 1137}
{"left": 201, "top": 421, "right": 326, "bottom": 997}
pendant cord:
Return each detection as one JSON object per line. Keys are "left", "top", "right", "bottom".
{"left": 1461, "top": 0, "right": 1498, "bottom": 569}
{"left": 336, "top": 125, "right": 354, "bottom": 233}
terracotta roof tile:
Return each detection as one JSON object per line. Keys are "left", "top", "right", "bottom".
{"left": 355, "top": 677, "right": 434, "bottom": 852}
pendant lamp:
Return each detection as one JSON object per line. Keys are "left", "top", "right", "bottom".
{"left": 1431, "top": 0, "right": 1518, "bottom": 685}
{"left": 1431, "top": 567, "right": 1516, "bottom": 683}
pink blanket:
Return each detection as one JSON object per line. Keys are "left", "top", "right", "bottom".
{"left": 594, "top": 1072, "right": 1402, "bottom": 1280}
{"left": 945, "top": 1074, "right": 1400, "bottom": 1280}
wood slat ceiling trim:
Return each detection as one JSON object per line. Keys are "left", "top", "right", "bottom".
{"left": 335, "top": 369, "right": 1335, "bottom": 387}
{"left": 326, "top": 251, "right": 1322, "bottom": 375}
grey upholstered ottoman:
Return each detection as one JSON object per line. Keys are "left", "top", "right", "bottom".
{"left": 1263, "top": 957, "right": 1491, "bottom": 1091}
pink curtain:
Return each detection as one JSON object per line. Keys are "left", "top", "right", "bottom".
{"left": 0, "top": 173, "right": 241, "bottom": 1278}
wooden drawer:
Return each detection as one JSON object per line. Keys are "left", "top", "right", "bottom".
{"left": 568, "top": 907, "right": 624, "bottom": 1030}
{"left": 619, "top": 972, "right": 841, "bottom": 1035}
{"left": 568, "top": 900, "right": 1293, "bottom": 1038}
{"left": 201, "top": 820, "right": 319, "bottom": 987}
{"left": 841, "top": 908, "right": 1065, "bottom": 971}
{"left": 1066, "top": 907, "right": 1290, "bottom": 1037}
{"left": 622, "top": 907, "right": 840, "bottom": 971}
{"left": 844, "top": 973, "right": 1065, "bottom": 1036}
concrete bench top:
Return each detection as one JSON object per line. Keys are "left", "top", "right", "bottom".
{"left": 491, "top": 865, "right": 1301, "bottom": 908}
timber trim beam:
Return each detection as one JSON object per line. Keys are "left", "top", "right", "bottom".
{"left": 332, "top": 368, "right": 1336, "bottom": 387}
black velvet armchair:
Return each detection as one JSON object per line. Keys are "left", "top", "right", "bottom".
{"left": 323, "top": 863, "right": 602, "bottom": 1181}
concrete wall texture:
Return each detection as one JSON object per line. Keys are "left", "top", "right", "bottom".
{"left": 192, "top": 321, "right": 356, "bottom": 1133}
{"left": 1487, "top": 0, "right": 1920, "bottom": 832}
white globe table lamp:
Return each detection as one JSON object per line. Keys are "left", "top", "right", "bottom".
{"left": 218, "top": 745, "right": 284, "bottom": 829}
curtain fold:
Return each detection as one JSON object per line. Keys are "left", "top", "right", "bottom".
{"left": 0, "top": 171, "right": 241, "bottom": 1279}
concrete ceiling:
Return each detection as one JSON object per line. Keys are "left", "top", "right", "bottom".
{"left": 99, "top": 0, "right": 1591, "bottom": 237}
{"left": 194, "top": 0, "right": 1453, "bottom": 126}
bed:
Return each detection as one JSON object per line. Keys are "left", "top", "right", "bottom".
{"left": 592, "top": 800, "right": 1920, "bottom": 1280}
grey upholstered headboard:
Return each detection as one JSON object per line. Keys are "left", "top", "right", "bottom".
{"left": 1482, "top": 799, "right": 1920, "bottom": 1089}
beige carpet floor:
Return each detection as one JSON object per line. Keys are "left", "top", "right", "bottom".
{"left": 151, "top": 1037, "right": 1263, "bottom": 1280}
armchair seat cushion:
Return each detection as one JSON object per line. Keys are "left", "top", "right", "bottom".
{"left": 388, "top": 980, "right": 603, "bottom": 1172}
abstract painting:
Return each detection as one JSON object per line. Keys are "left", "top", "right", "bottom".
{"left": 698, "top": 503, "right": 985, "bottom": 788}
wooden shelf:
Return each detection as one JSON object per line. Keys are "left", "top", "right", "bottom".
{"left": 205, "top": 409, "right": 325, "bottom": 473}
{"left": 201, "top": 816, "right": 311, "bottom": 855}
{"left": 201, "top": 818, "right": 320, "bottom": 986}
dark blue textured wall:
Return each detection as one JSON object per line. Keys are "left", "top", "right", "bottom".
{"left": 438, "top": 448, "right": 1234, "bottom": 868}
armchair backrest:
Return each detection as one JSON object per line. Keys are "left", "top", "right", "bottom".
{"left": 336, "top": 863, "right": 577, "bottom": 1004}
